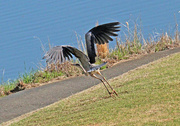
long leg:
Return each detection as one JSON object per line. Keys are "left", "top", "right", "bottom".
{"left": 90, "top": 73, "right": 112, "bottom": 95}
{"left": 96, "top": 70, "right": 118, "bottom": 96}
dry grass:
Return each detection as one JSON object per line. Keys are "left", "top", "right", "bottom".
{"left": 102, "top": 22, "right": 180, "bottom": 67}
{"left": 6, "top": 52, "right": 180, "bottom": 126}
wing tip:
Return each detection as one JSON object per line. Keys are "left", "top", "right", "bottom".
{"left": 109, "top": 21, "right": 120, "bottom": 26}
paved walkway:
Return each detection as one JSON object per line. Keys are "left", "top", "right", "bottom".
{"left": 0, "top": 47, "right": 180, "bottom": 124}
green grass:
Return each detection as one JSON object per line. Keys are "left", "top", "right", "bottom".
{"left": 0, "top": 70, "right": 65, "bottom": 97}
{"left": 8, "top": 52, "right": 180, "bottom": 126}
{"left": 0, "top": 62, "right": 83, "bottom": 97}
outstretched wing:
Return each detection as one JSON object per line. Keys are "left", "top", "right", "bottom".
{"left": 87, "top": 22, "right": 120, "bottom": 44}
{"left": 43, "top": 46, "right": 90, "bottom": 70}
{"left": 43, "top": 46, "right": 72, "bottom": 64}
{"left": 85, "top": 22, "right": 120, "bottom": 63}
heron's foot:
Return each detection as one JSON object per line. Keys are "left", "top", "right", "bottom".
{"left": 110, "top": 93, "right": 115, "bottom": 97}
{"left": 108, "top": 91, "right": 112, "bottom": 96}
{"left": 108, "top": 90, "right": 118, "bottom": 97}
{"left": 112, "top": 90, "right": 118, "bottom": 96}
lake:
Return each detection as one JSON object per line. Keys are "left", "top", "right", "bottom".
{"left": 0, "top": 0, "right": 179, "bottom": 83}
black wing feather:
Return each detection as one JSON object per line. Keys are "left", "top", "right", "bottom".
{"left": 85, "top": 22, "right": 120, "bottom": 63}
{"left": 101, "top": 32, "right": 113, "bottom": 41}
{"left": 89, "top": 22, "right": 120, "bottom": 43}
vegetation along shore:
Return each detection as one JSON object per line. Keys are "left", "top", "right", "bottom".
{"left": 0, "top": 21, "right": 179, "bottom": 97}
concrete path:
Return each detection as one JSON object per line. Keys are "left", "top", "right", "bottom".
{"left": 0, "top": 47, "right": 180, "bottom": 124}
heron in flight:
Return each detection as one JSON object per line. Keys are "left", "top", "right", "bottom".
{"left": 43, "top": 22, "right": 120, "bottom": 96}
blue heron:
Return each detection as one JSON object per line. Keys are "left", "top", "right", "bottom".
{"left": 43, "top": 22, "right": 120, "bottom": 96}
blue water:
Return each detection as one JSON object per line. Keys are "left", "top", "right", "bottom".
{"left": 0, "top": 0, "right": 179, "bottom": 83}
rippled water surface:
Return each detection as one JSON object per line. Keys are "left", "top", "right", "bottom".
{"left": 0, "top": 0, "right": 179, "bottom": 83}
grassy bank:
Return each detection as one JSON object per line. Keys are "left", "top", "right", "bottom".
{"left": 6, "top": 52, "right": 180, "bottom": 126}
{"left": 0, "top": 21, "right": 179, "bottom": 97}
